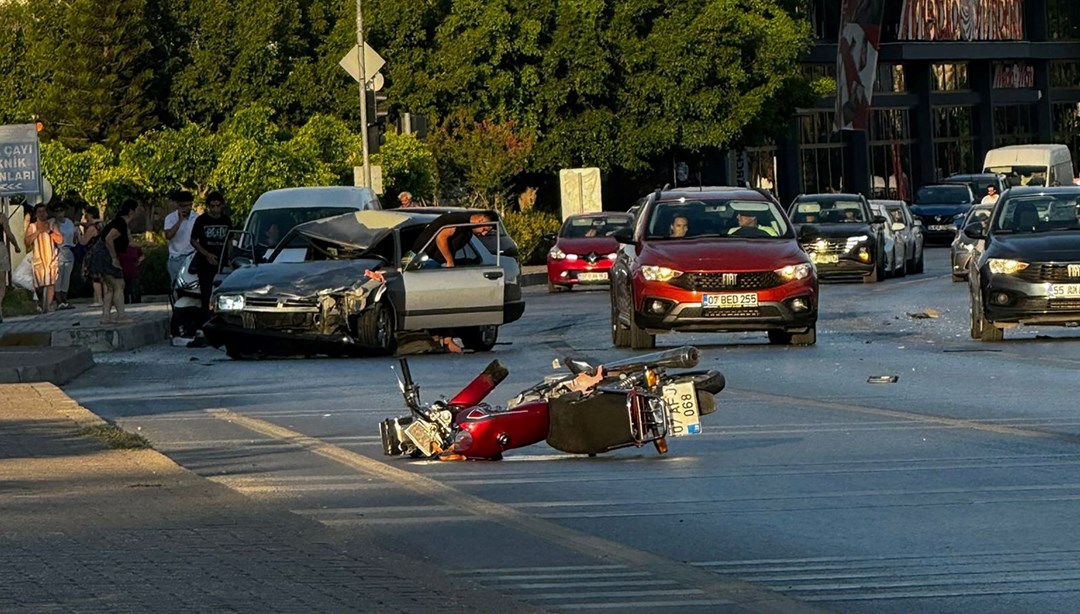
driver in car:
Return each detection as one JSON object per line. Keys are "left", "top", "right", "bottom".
{"left": 728, "top": 211, "right": 777, "bottom": 236}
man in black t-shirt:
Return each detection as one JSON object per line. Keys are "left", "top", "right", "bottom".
{"left": 190, "top": 191, "right": 233, "bottom": 313}
{"left": 410, "top": 211, "right": 495, "bottom": 267}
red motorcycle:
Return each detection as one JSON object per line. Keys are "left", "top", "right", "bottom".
{"left": 379, "top": 346, "right": 724, "bottom": 460}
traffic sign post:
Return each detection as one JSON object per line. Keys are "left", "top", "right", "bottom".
{"left": 0, "top": 123, "right": 43, "bottom": 197}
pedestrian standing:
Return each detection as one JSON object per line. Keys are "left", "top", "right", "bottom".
{"left": 0, "top": 208, "right": 22, "bottom": 323}
{"left": 119, "top": 243, "right": 144, "bottom": 304}
{"left": 23, "top": 203, "right": 62, "bottom": 313}
{"left": 86, "top": 199, "right": 141, "bottom": 324}
{"left": 189, "top": 191, "right": 232, "bottom": 317}
{"left": 50, "top": 201, "right": 80, "bottom": 309}
{"left": 163, "top": 190, "right": 196, "bottom": 282}
{"left": 78, "top": 206, "right": 105, "bottom": 306}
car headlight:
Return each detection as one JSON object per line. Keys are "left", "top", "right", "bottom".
{"left": 775, "top": 263, "right": 814, "bottom": 282}
{"left": 216, "top": 294, "right": 245, "bottom": 311}
{"left": 565, "top": 253, "right": 579, "bottom": 261}
{"left": 845, "top": 235, "right": 869, "bottom": 248}
{"left": 641, "top": 265, "right": 683, "bottom": 282}
{"left": 549, "top": 246, "right": 566, "bottom": 260}
{"left": 987, "top": 259, "right": 1029, "bottom": 275}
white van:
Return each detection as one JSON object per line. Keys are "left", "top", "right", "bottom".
{"left": 240, "top": 186, "right": 382, "bottom": 262}
{"left": 982, "top": 144, "right": 1075, "bottom": 188}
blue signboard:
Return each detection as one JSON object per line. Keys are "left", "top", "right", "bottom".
{"left": 0, "top": 123, "right": 42, "bottom": 197}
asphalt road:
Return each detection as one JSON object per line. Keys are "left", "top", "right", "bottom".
{"left": 66, "top": 246, "right": 1080, "bottom": 614}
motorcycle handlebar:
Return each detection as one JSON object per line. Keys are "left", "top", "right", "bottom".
{"left": 586, "top": 346, "right": 700, "bottom": 375}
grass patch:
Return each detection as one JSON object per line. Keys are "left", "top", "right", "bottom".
{"left": 80, "top": 424, "right": 152, "bottom": 450}
{"left": 2, "top": 287, "right": 37, "bottom": 317}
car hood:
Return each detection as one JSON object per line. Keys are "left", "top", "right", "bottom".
{"left": 216, "top": 259, "right": 387, "bottom": 298}
{"left": 986, "top": 232, "right": 1080, "bottom": 262}
{"left": 910, "top": 204, "right": 971, "bottom": 217}
{"left": 556, "top": 237, "right": 619, "bottom": 255}
{"left": 794, "top": 223, "right": 875, "bottom": 240}
{"left": 639, "top": 238, "right": 807, "bottom": 271}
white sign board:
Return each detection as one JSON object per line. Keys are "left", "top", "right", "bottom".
{"left": 339, "top": 44, "right": 386, "bottom": 84}
{"left": 354, "top": 165, "right": 383, "bottom": 194}
{"left": 0, "top": 123, "right": 43, "bottom": 196}
{"left": 559, "top": 167, "right": 602, "bottom": 220}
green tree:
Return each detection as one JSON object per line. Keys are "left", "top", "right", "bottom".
{"left": 0, "top": 2, "right": 34, "bottom": 125}
{"left": 28, "top": 0, "right": 159, "bottom": 150}
{"left": 429, "top": 113, "right": 535, "bottom": 210}
{"left": 372, "top": 129, "right": 437, "bottom": 200}
{"left": 119, "top": 123, "right": 219, "bottom": 198}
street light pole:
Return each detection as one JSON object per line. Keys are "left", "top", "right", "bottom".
{"left": 356, "top": 0, "right": 372, "bottom": 189}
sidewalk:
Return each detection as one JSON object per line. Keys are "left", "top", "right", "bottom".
{"left": 0, "top": 301, "right": 170, "bottom": 385}
{"left": 0, "top": 383, "right": 542, "bottom": 614}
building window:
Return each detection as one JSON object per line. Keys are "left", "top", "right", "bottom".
{"left": 798, "top": 111, "right": 843, "bottom": 193}
{"left": 994, "top": 105, "right": 1035, "bottom": 147}
{"left": 1048, "top": 0, "right": 1080, "bottom": 41}
{"left": 1050, "top": 61, "right": 1080, "bottom": 88}
{"left": 932, "top": 63, "right": 969, "bottom": 91}
{"left": 874, "top": 64, "right": 906, "bottom": 93}
{"left": 869, "top": 109, "right": 913, "bottom": 199}
{"left": 809, "top": 0, "right": 840, "bottom": 41}
{"left": 1052, "top": 103, "right": 1080, "bottom": 177}
{"left": 933, "top": 106, "right": 976, "bottom": 179}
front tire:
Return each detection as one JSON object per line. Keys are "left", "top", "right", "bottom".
{"left": 628, "top": 309, "right": 656, "bottom": 350}
{"left": 359, "top": 300, "right": 396, "bottom": 354}
{"left": 791, "top": 325, "right": 817, "bottom": 346}
{"left": 970, "top": 290, "right": 1003, "bottom": 342}
{"left": 611, "top": 288, "right": 630, "bottom": 348}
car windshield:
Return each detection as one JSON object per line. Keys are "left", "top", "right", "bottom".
{"left": 560, "top": 214, "right": 633, "bottom": 238}
{"left": 790, "top": 197, "right": 866, "bottom": 223}
{"left": 991, "top": 191, "right": 1080, "bottom": 234}
{"left": 247, "top": 207, "right": 360, "bottom": 249}
{"left": 986, "top": 165, "right": 1049, "bottom": 187}
{"left": 645, "top": 199, "right": 789, "bottom": 239}
{"left": 884, "top": 205, "right": 906, "bottom": 224}
{"left": 914, "top": 185, "right": 973, "bottom": 205}
{"left": 948, "top": 176, "right": 1000, "bottom": 196}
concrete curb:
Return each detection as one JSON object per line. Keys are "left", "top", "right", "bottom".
{"left": 51, "top": 316, "right": 170, "bottom": 352}
{"left": 520, "top": 270, "right": 548, "bottom": 288}
{"left": 0, "top": 347, "right": 95, "bottom": 385}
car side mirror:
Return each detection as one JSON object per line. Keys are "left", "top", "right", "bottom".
{"left": 612, "top": 227, "right": 634, "bottom": 244}
{"left": 541, "top": 232, "right": 556, "bottom": 243}
{"left": 963, "top": 222, "right": 986, "bottom": 240}
{"left": 873, "top": 215, "right": 888, "bottom": 224}
{"left": 891, "top": 222, "right": 905, "bottom": 232}
{"left": 230, "top": 256, "right": 253, "bottom": 268}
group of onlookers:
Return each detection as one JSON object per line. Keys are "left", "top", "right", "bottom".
{"left": 0, "top": 189, "right": 231, "bottom": 327}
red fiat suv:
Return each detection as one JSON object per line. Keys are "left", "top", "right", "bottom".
{"left": 610, "top": 187, "right": 818, "bottom": 348}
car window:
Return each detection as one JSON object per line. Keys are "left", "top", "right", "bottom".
{"left": 560, "top": 215, "right": 633, "bottom": 238}
{"left": 992, "top": 192, "right": 1080, "bottom": 234}
{"left": 884, "top": 206, "right": 906, "bottom": 225}
{"left": 792, "top": 198, "right": 866, "bottom": 223}
{"left": 646, "top": 199, "right": 789, "bottom": 239}
{"left": 914, "top": 185, "right": 973, "bottom": 204}
{"left": 247, "top": 207, "right": 361, "bottom": 250}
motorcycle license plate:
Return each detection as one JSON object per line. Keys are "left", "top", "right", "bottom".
{"left": 701, "top": 293, "right": 758, "bottom": 308}
{"left": 662, "top": 380, "right": 701, "bottom": 437}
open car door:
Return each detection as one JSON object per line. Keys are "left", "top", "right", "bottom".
{"left": 401, "top": 225, "right": 505, "bottom": 330}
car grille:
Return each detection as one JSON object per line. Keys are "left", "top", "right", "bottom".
{"left": 1015, "top": 264, "right": 1080, "bottom": 284}
{"left": 702, "top": 308, "right": 762, "bottom": 318}
{"left": 244, "top": 296, "right": 318, "bottom": 309}
{"left": 221, "top": 312, "right": 315, "bottom": 331}
{"left": 671, "top": 271, "right": 783, "bottom": 291}
{"left": 1014, "top": 298, "right": 1080, "bottom": 311}
{"left": 801, "top": 239, "right": 849, "bottom": 255}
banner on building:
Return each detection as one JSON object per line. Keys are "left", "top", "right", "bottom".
{"left": 993, "top": 62, "right": 1035, "bottom": 88}
{"left": 899, "top": 0, "right": 1024, "bottom": 41}
{"left": 835, "top": 0, "right": 886, "bottom": 131}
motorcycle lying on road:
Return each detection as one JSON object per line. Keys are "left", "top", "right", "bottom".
{"left": 379, "top": 346, "right": 725, "bottom": 460}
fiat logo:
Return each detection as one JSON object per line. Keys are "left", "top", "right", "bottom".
{"left": 1069, "top": 264, "right": 1080, "bottom": 278}
{"left": 722, "top": 273, "right": 738, "bottom": 286}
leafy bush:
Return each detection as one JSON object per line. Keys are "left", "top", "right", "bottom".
{"left": 136, "top": 242, "right": 171, "bottom": 296}
{"left": 502, "top": 210, "right": 560, "bottom": 265}
{"left": 372, "top": 129, "right": 437, "bottom": 201}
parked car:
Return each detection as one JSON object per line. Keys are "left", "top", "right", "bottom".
{"left": 910, "top": 183, "right": 976, "bottom": 243}
{"left": 873, "top": 199, "right": 925, "bottom": 274}
{"left": 950, "top": 203, "right": 995, "bottom": 282}
{"left": 204, "top": 210, "right": 524, "bottom": 358}
{"left": 967, "top": 186, "right": 1080, "bottom": 341}
{"left": 610, "top": 187, "right": 818, "bottom": 348}
{"left": 869, "top": 202, "right": 908, "bottom": 277}
{"left": 945, "top": 173, "right": 1007, "bottom": 203}
{"left": 544, "top": 212, "right": 634, "bottom": 292}
{"left": 788, "top": 193, "right": 888, "bottom": 282}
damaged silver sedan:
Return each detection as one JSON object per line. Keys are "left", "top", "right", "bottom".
{"left": 203, "top": 210, "right": 524, "bottom": 359}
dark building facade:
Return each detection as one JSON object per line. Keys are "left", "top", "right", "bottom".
{"left": 756, "top": 0, "right": 1080, "bottom": 205}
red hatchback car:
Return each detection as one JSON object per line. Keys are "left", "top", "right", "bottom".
{"left": 545, "top": 212, "right": 634, "bottom": 292}
{"left": 610, "top": 188, "right": 818, "bottom": 348}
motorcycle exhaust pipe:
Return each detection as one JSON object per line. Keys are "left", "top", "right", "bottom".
{"left": 598, "top": 345, "right": 700, "bottom": 375}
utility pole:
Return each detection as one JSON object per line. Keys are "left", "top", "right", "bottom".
{"left": 355, "top": 0, "right": 372, "bottom": 189}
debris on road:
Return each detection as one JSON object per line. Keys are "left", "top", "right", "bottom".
{"left": 908, "top": 308, "right": 940, "bottom": 319}
{"left": 867, "top": 375, "right": 899, "bottom": 384}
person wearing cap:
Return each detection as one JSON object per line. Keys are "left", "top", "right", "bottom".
{"left": 163, "top": 190, "right": 197, "bottom": 282}
{"left": 728, "top": 210, "right": 777, "bottom": 237}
